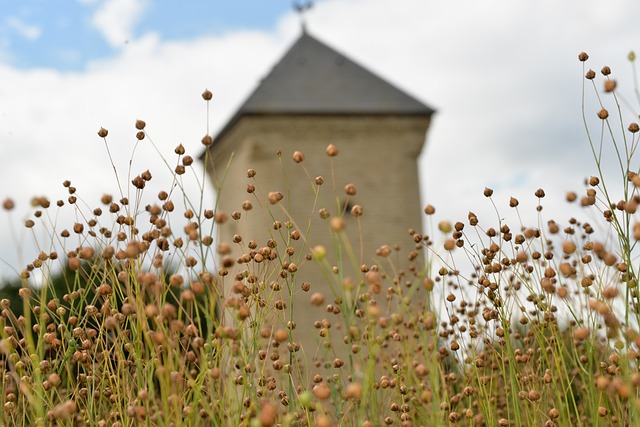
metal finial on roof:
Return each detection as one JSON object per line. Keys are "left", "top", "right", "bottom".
{"left": 293, "top": 1, "right": 313, "bottom": 32}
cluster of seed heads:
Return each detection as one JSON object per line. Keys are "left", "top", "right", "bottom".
{"left": 1, "top": 70, "right": 640, "bottom": 426}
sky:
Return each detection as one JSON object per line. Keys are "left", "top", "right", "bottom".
{"left": 0, "top": 0, "right": 639, "bottom": 278}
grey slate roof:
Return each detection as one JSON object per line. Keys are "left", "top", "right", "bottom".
{"left": 237, "top": 31, "right": 434, "bottom": 115}
{"left": 206, "top": 31, "right": 434, "bottom": 152}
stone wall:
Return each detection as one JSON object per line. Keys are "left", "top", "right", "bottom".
{"left": 203, "top": 114, "right": 431, "bottom": 363}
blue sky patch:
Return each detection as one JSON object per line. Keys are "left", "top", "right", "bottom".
{"left": 0, "top": 0, "right": 295, "bottom": 70}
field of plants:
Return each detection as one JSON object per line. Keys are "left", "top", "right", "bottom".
{"left": 0, "top": 52, "right": 639, "bottom": 426}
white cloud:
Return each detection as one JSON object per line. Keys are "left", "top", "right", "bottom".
{"left": 0, "top": 29, "right": 283, "bottom": 276}
{"left": 0, "top": 0, "right": 639, "bottom": 277}
{"left": 6, "top": 16, "right": 42, "bottom": 40}
{"left": 91, "top": 0, "right": 147, "bottom": 47}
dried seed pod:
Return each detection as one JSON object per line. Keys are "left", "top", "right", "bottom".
{"left": 562, "top": 241, "right": 577, "bottom": 254}
{"left": 602, "top": 286, "right": 618, "bottom": 299}
{"left": 438, "top": 221, "right": 452, "bottom": 233}
{"left": 132, "top": 176, "right": 145, "bottom": 189}
{"left": 604, "top": 80, "right": 617, "bottom": 92}
{"left": 313, "top": 383, "right": 331, "bottom": 400}
{"left": 163, "top": 201, "right": 174, "bottom": 212}
{"left": 68, "top": 257, "right": 81, "bottom": 271}
{"left": 468, "top": 211, "right": 478, "bottom": 226}
{"left": 50, "top": 399, "right": 77, "bottom": 420}
{"left": 312, "top": 245, "right": 326, "bottom": 260}
{"left": 274, "top": 328, "right": 288, "bottom": 342}
{"left": 201, "top": 89, "right": 213, "bottom": 101}
{"left": 330, "top": 217, "right": 345, "bottom": 232}
{"left": 201, "top": 135, "right": 213, "bottom": 146}
{"left": 292, "top": 151, "right": 305, "bottom": 163}
{"left": 365, "top": 270, "right": 382, "bottom": 293}
{"left": 344, "top": 183, "right": 357, "bottom": 196}
{"left": 597, "top": 108, "right": 609, "bottom": 120}
{"left": 259, "top": 403, "right": 277, "bottom": 426}
{"left": 350, "top": 204, "right": 363, "bottom": 217}
{"left": 268, "top": 192, "right": 283, "bottom": 204}
{"left": 345, "top": 383, "right": 362, "bottom": 400}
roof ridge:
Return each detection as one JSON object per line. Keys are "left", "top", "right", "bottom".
{"left": 202, "top": 31, "right": 434, "bottom": 154}
{"left": 238, "top": 31, "right": 433, "bottom": 115}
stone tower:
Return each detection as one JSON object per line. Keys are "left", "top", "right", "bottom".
{"left": 201, "top": 30, "right": 434, "bottom": 358}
